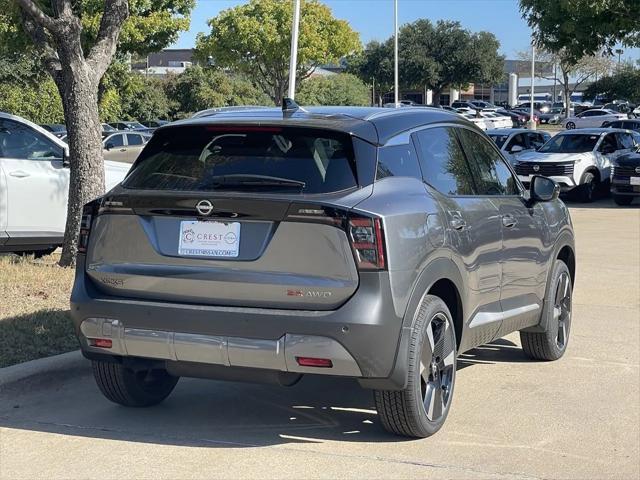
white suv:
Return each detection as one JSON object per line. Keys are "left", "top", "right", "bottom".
{"left": 514, "top": 128, "right": 639, "bottom": 202}
{"left": 0, "top": 112, "right": 131, "bottom": 255}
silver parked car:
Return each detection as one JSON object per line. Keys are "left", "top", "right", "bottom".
{"left": 71, "top": 104, "right": 576, "bottom": 438}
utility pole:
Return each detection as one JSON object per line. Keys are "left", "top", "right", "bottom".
{"left": 529, "top": 43, "right": 536, "bottom": 130}
{"left": 615, "top": 48, "right": 623, "bottom": 71}
{"left": 287, "top": 0, "right": 301, "bottom": 100}
{"left": 394, "top": 0, "right": 399, "bottom": 107}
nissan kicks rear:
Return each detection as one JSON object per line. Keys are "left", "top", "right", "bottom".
{"left": 72, "top": 105, "right": 576, "bottom": 437}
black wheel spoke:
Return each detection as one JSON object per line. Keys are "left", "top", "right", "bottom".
{"left": 421, "top": 312, "right": 455, "bottom": 423}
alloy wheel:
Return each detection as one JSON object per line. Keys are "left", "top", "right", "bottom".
{"left": 420, "top": 313, "right": 455, "bottom": 422}
{"left": 553, "top": 272, "right": 572, "bottom": 350}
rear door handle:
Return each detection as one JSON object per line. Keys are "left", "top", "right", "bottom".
{"left": 502, "top": 214, "right": 517, "bottom": 228}
{"left": 9, "top": 170, "right": 30, "bottom": 178}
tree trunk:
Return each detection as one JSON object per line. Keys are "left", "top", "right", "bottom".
{"left": 57, "top": 63, "right": 105, "bottom": 266}
{"left": 562, "top": 72, "right": 571, "bottom": 119}
{"left": 432, "top": 88, "right": 442, "bottom": 106}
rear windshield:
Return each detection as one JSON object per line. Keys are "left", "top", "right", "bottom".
{"left": 123, "top": 126, "right": 357, "bottom": 194}
{"left": 538, "top": 134, "right": 599, "bottom": 153}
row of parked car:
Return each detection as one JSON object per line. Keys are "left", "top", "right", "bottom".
{"left": 40, "top": 120, "right": 169, "bottom": 163}
{"left": 487, "top": 127, "right": 640, "bottom": 204}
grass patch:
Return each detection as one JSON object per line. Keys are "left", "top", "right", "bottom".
{"left": 0, "top": 253, "right": 77, "bottom": 367}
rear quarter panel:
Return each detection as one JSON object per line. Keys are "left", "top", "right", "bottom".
{"left": 354, "top": 177, "right": 448, "bottom": 319}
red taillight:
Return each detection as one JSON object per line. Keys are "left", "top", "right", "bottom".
{"left": 296, "top": 357, "right": 333, "bottom": 368}
{"left": 90, "top": 338, "right": 112, "bottom": 348}
{"left": 348, "top": 215, "right": 386, "bottom": 270}
{"left": 77, "top": 201, "right": 98, "bottom": 254}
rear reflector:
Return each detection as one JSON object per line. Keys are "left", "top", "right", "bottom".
{"left": 90, "top": 338, "right": 113, "bottom": 349}
{"left": 295, "top": 357, "right": 333, "bottom": 368}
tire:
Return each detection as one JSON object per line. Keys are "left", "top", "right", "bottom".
{"left": 565, "top": 121, "right": 575, "bottom": 130}
{"left": 614, "top": 195, "right": 634, "bottom": 206}
{"left": 374, "top": 295, "right": 457, "bottom": 438}
{"left": 576, "top": 171, "right": 598, "bottom": 202}
{"left": 92, "top": 360, "right": 179, "bottom": 407}
{"left": 520, "top": 260, "right": 572, "bottom": 361}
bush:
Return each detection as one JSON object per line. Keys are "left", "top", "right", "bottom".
{"left": 296, "top": 73, "right": 370, "bottom": 106}
{"left": 0, "top": 78, "right": 64, "bottom": 124}
{"left": 164, "top": 65, "right": 270, "bottom": 117}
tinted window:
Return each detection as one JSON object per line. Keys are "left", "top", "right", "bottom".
{"left": 599, "top": 134, "right": 618, "bottom": 152}
{"left": 414, "top": 127, "right": 475, "bottom": 196}
{"left": 127, "top": 134, "right": 144, "bottom": 146}
{"left": 457, "top": 128, "right": 520, "bottom": 196}
{"left": 0, "top": 119, "right": 63, "bottom": 160}
{"left": 616, "top": 132, "right": 634, "bottom": 149}
{"left": 539, "top": 134, "right": 599, "bottom": 153}
{"left": 376, "top": 142, "right": 421, "bottom": 180}
{"left": 527, "top": 133, "right": 547, "bottom": 149}
{"left": 488, "top": 133, "right": 509, "bottom": 148}
{"left": 124, "top": 126, "right": 357, "bottom": 194}
{"left": 106, "top": 134, "right": 124, "bottom": 148}
{"left": 505, "top": 133, "right": 527, "bottom": 152}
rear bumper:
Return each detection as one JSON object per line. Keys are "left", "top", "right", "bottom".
{"left": 71, "top": 256, "right": 406, "bottom": 387}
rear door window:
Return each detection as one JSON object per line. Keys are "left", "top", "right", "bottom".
{"left": 127, "top": 134, "right": 144, "bottom": 146}
{"left": 124, "top": 126, "right": 358, "bottom": 194}
{"left": 413, "top": 127, "right": 475, "bottom": 196}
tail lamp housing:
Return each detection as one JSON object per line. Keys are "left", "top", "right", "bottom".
{"left": 77, "top": 199, "right": 100, "bottom": 254}
{"left": 348, "top": 214, "right": 386, "bottom": 270}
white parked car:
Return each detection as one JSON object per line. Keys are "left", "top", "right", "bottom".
{"left": 480, "top": 112, "right": 512, "bottom": 129}
{"left": 561, "top": 109, "right": 627, "bottom": 129}
{"left": 461, "top": 113, "right": 489, "bottom": 130}
{"left": 514, "top": 128, "right": 639, "bottom": 202}
{"left": 0, "top": 112, "right": 131, "bottom": 256}
{"left": 486, "top": 129, "right": 551, "bottom": 165}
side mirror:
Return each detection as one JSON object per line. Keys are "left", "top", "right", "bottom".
{"left": 600, "top": 145, "right": 615, "bottom": 154}
{"left": 510, "top": 145, "right": 524, "bottom": 153}
{"left": 529, "top": 175, "right": 559, "bottom": 204}
{"left": 105, "top": 142, "right": 114, "bottom": 150}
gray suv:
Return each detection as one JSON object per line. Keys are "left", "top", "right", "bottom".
{"left": 71, "top": 105, "right": 576, "bottom": 438}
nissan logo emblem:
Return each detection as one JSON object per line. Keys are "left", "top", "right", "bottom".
{"left": 195, "top": 200, "right": 214, "bottom": 216}
{"left": 533, "top": 165, "right": 540, "bottom": 172}
{"left": 636, "top": 167, "right": 640, "bottom": 174}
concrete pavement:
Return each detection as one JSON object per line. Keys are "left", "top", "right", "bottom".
{"left": 1, "top": 197, "right": 638, "bottom": 479}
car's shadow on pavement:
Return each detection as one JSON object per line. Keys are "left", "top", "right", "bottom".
{"left": 0, "top": 339, "right": 534, "bottom": 448}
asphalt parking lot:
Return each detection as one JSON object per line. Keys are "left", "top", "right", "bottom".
{"left": 0, "top": 198, "right": 638, "bottom": 480}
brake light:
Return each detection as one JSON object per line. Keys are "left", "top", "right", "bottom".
{"left": 348, "top": 215, "right": 386, "bottom": 270}
{"left": 77, "top": 200, "right": 100, "bottom": 254}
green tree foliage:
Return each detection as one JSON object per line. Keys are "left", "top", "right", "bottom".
{"left": 296, "top": 73, "right": 370, "bottom": 106}
{"left": 348, "top": 20, "right": 504, "bottom": 105}
{"left": 164, "top": 65, "right": 270, "bottom": 117}
{"left": 400, "top": 20, "right": 504, "bottom": 104}
{"left": 346, "top": 41, "right": 393, "bottom": 105}
{"left": 520, "top": 0, "right": 640, "bottom": 62}
{"left": 584, "top": 63, "right": 640, "bottom": 103}
{"left": 0, "top": 77, "right": 64, "bottom": 124}
{"left": 195, "top": 0, "right": 361, "bottom": 104}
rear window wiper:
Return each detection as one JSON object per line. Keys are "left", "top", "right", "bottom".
{"left": 203, "top": 174, "right": 306, "bottom": 190}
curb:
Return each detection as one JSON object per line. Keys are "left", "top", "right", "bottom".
{"left": 0, "top": 350, "right": 85, "bottom": 388}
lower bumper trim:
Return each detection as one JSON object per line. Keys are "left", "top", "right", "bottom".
{"left": 80, "top": 317, "right": 362, "bottom": 377}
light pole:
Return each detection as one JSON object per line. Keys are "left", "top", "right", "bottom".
{"left": 529, "top": 43, "right": 536, "bottom": 130}
{"left": 615, "top": 48, "right": 624, "bottom": 71}
{"left": 394, "top": 0, "right": 399, "bottom": 107}
{"left": 287, "top": 0, "right": 301, "bottom": 100}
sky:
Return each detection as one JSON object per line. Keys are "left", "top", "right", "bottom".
{"left": 174, "top": 0, "right": 640, "bottom": 61}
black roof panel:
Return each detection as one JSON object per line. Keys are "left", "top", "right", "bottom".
{"left": 164, "top": 106, "right": 470, "bottom": 145}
